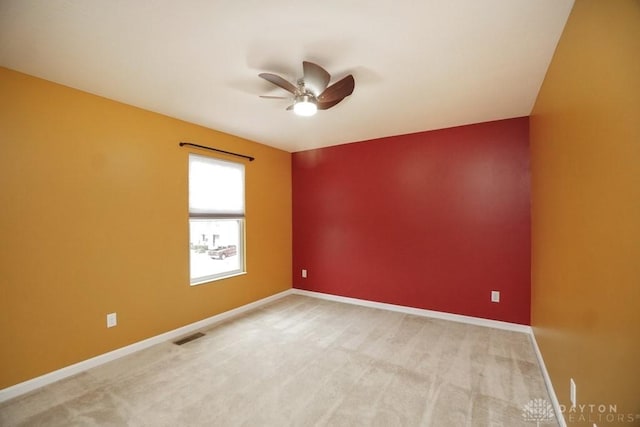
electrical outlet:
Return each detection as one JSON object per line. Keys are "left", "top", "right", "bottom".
{"left": 570, "top": 378, "right": 577, "bottom": 407}
{"left": 106, "top": 312, "right": 117, "bottom": 328}
{"left": 491, "top": 290, "right": 500, "bottom": 303}
{"left": 302, "top": 269, "right": 307, "bottom": 278}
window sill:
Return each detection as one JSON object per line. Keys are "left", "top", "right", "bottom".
{"left": 190, "top": 271, "right": 247, "bottom": 287}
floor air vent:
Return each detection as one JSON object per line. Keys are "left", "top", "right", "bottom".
{"left": 174, "top": 332, "right": 205, "bottom": 345}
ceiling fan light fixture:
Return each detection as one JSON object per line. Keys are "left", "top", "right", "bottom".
{"left": 293, "top": 95, "right": 317, "bottom": 117}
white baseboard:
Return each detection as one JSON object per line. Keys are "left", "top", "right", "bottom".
{"left": 0, "top": 289, "right": 294, "bottom": 403}
{"left": 529, "top": 329, "right": 566, "bottom": 427}
{"left": 291, "top": 288, "right": 532, "bottom": 333}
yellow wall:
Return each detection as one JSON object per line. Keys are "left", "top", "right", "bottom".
{"left": 0, "top": 67, "right": 292, "bottom": 389}
{"left": 530, "top": 1, "right": 640, "bottom": 425}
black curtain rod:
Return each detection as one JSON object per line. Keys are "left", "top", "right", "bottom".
{"left": 179, "top": 142, "right": 255, "bottom": 162}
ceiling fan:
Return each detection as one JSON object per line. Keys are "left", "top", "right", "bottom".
{"left": 259, "top": 61, "right": 355, "bottom": 117}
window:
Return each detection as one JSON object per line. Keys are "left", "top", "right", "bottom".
{"left": 188, "top": 154, "right": 245, "bottom": 285}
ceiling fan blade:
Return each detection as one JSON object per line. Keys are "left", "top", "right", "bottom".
{"left": 259, "top": 95, "right": 289, "bottom": 99}
{"left": 317, "top": 98, "right": 344, "bottom": 110}
{"left": 318, "top": 74, "right": 355, "bottom": 103}
{"left": 258, "top": 73, "right": 297, "bottom": 94}
{"left": 286, "top": 104, "right": 294, "bottom": 111}
{"left": 302, "top": 61, "right": 330, "bottom": 96}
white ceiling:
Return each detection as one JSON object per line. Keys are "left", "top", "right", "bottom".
{"left": 0, "top": 0, "right": 574, "bottom": 153}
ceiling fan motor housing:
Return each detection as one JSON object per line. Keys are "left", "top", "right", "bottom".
{"left": 295, "top": 94, "right": 316, "bottom": 105}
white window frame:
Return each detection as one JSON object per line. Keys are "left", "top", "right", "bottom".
{"left": 188, "top": 154, "right": 246, "bottom": 285}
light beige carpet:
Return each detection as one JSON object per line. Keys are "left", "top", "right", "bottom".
{"left": 0, "top": 295, "right": 556, "bottom": 426}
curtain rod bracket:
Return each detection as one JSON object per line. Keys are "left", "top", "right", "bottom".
{"left": 179, "top": 142, "right": 255, "bottom": 161}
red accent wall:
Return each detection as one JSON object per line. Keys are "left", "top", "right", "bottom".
{"left": 292, "top": 117, "right": 531, "bottom": 324}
